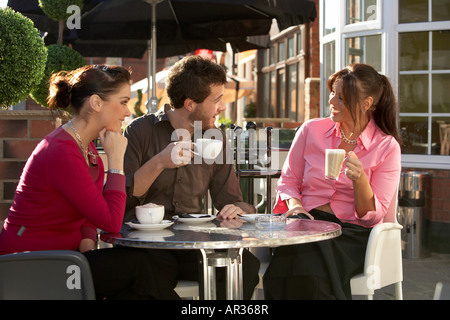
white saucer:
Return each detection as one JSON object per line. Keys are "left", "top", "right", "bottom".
{"left": 239, "top": 214, "right": 272, "bottom": 223}
{"left": 125, "top": 220, "right": 173, "bottom": 230}
{"left": 174, "top": 214, "right": 216, "bottom": 224}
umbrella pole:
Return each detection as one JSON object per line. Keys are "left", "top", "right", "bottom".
{"left": 147, "top": 0, "right": 159, "bottom": 113}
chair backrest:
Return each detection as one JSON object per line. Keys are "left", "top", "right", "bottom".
{"left": 0, "top": 250, "right": 95, "bottom": 300}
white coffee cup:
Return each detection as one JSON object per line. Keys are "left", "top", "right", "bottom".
{"left": 135, "top": 203, "right": 164, "bottom": 224}
{"left": 193, "top": 139, "right": 223, "bottom": 160}
{"left": 325, "top": 149, "right": 346, "bottom": 180}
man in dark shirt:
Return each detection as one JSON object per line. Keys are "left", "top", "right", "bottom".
{"left": 123, "top": 55, "right": 259, "bottom": 299}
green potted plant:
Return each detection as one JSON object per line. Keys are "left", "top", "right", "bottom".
{"left": 0, "top": 8, "right": 47, "bottom": 109}
{"left": 39, "top": 0, "right": 84, "bottom": 45}
{"left": 30, "top": 44, "right": 86, "bottom": 109}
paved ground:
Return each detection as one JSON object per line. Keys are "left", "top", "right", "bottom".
{"left": 370, "top": 252, "right": 450, "bottom": 300}
{"left": 253, "top": 252, "right": 450, "bottom": 300}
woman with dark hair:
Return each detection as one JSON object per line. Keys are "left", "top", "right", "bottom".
{"left": 263, "top": 63, "right": 402, "bottom": 299}
{"left": 0, "top": 65, "right": 167, "bottom": 299}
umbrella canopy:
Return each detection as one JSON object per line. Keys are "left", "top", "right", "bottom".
{"left": 8, "top": 0, "right": 316, "bottom": 112}
{"left": 77, "top": 0, "right": 316, "bottom": 111}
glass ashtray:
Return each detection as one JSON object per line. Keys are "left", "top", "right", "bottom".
{"left": 255, "top": 215, "right": 286, "bottom": 230}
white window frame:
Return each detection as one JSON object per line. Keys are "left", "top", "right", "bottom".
{"left": 320, "top": 0, "right": 450, "bottom": 170}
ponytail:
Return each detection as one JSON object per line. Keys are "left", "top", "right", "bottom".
{"left": 47, "top": 72, "right": 72, "bottom": 111}
{"left": 372, "top": 75, "right": 402, "bottom": 144}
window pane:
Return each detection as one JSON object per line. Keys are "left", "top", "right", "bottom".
{"left": 432, "top": 0, "right": 450, "bottom": 21}
{"left": 346, "top": 0, "right": 378, "bottom": 24}
{"left": 297, "top": 33, "right": 302, "bottom": 54}
{"left": 278, "top": 42, "right": 285, "bottom": 62}
{"left": 399, "top": 74, "right": 428, "bottom": 113}
{"left": 277, "top": 70, "right": 285, "bottom": 117}
{"left": 288, "top": 37, "right": 295, "bottom": 58}
{"left": 432, "top": 74, "right": 450, "bottom": 113}
{"left": 324, "top": 0, "right": 338, "bottom": 35}
{"left": 262, "top": 73, "right": 270, "bottom": 118}
{"left": 399, "top": 32, "right": 429, "bottom": 71}
{"left": 270, "top": 46, "right": 276, "bottom": 65}
{"left": 433, "top": 30, "right": 450, "bottom": 70}
{"left": 434, "top": 117, "right": 450, "bottom": 155}
{"left": 399, "top": 0, "right": 428, "bottom": 23}
{"left": 270, "top": 71, "right": 276, "bottom": 117}
{"left": 287, "top": 64, "right": 297, "bottom": 120}
{"left": 400, "top": 117, "right": 429, "bottom": 154}
{"left": 345, "top": 34, "right": 381, "bottom": 71}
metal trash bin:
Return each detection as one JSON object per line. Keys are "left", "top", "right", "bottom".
{"left": 398, "top": 171, "right": 430, "bottom": 259}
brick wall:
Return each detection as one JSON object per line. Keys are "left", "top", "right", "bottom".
{"left": 304, "top": 78, "right": 320, "bottom": 121}
{"left": 0, "top": 110, "right": 59, "bottom": 221}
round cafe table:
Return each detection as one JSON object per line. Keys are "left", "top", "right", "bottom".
{"left": 100, "top": 217, "right": 341, "bottom": 300}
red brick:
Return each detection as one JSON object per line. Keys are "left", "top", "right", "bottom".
{"left": 3, "top": 140, "right": 39, "bottom": 159}
{"left": 0, "top": 120, "right": 27, "bottom": 138}
{"left": 3, "top": 182, "right": 18, "bottom": 201}
{"left": 0, "top": 202, "right": 11, "bottom": 221}
{"left": 0, "top": 161, "right": 26, "bottom": 179}
{"left": 30, "top": 119, "right": 57, "bottom": 138}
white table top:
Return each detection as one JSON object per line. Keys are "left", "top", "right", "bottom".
{"left": 100, "top": 217, "right": 342, "bottom": 250}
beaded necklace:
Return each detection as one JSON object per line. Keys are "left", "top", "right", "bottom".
{"left": 340, "top": 128, "right": 357, "bottom": 145}
{"left": 68, "top": 120, "right": 98, "bottom": 164}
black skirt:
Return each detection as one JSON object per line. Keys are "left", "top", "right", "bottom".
{"left": 263, "top": 209, "right": 372, "bottom": 300}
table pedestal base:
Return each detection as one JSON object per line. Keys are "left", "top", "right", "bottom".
{"left": 199, "top": 248, "right": 244, "bottom": 300}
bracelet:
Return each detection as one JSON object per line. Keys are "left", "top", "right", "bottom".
{"left": 107, "top": 169, "right": 125, "bottom": 175}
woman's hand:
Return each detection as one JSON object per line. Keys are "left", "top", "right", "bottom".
{"left": 78, "top": 238, "right": 96, "bottom": 252}
{"left": 99, "top": 128, "right": 128, "bottom": 170}
{"left": 344, "top": 151, "right": 363, "bottom": 181}
{"left": 283, "top": 198, "right": 314, "bottom": 219}
{"left": 344, "top": 151, "right": 376, "bottom": 217}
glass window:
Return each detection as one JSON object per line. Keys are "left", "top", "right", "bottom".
{"left": 432, "top": 74, "right": 450, "bottom": 114}
{"left": 324, "top": 0, "right": 339, "bottom": 36}
{"left": 399, "top": 0, "right": 428, "bottom": 23}
{"left": 270, "top": 46, "right": 276, "bottom": 65}
{"left": 434, "top": 117, "right": 450, "bottom": 155}
{"left": 400, "top": 117, "right": 429, "bottom": 154}
{"left": 400, "top": 0, "right": 450, "bottom": 23}
{"left": 345, "top": 34, "right": 381, "bottom": 71}
{"left": 346, "top": 0, "right": 378, "bottom": 24}
{"left": 399, "top": 32, "right": 429, "bottom": 71}
{"left": 432, "top": 0, "right": 450, "bottom": 22}
{"left": 402, "top": 116, "right": 450, "bottom": 155}
{"left": 399, "top": 74, "right": 429, "bottom": 113}
{"left": 278, "top": 42, "right": 285, "bottom": 62}
{"left": 433, "top": 30, "right": 450, "bottom": 70}
{"left": 277, "top": 69, "right": 285, "bottom": 117}
{"left": 262, "top": 73, "right": 270, "bottom": 118}
{"left": 297, "top": 33, "right": 303, "bottom": 53}
{"left": 287, "top": 64, "right": 297, "bottom": 120}
{"left": 270, "top": 71, "right": 276, "bottom": 117}
{"left": 399, "top": 30, "right": 450, "bottom": 155}
{"left": 288, "top": 37, "right": 295, "bottom": 58}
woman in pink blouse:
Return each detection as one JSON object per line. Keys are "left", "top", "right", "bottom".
{"left": 263, "top": 64, "right": 402, "bottom": 299}
{"left": 0, "top": 65, "right": 169, "bottom": 299}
